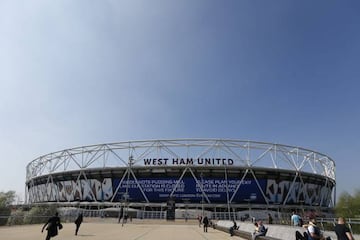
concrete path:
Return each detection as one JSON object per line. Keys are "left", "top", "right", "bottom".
{"left": 216, "top": 220, "right": 360, "bottom": 240}
{"left": 0, "top": 219, "right": 243, "bottom": 240}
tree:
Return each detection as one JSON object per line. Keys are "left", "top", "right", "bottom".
{"left": 0, "top": 191, "right": 15, "bottom": 206}
{"left": 335, "top": 190, "right": 360, "bottom": 234}
{"left": 0, "top": 191, "right": 16, "bottom": 225}
{"left": 335, "top": 190, "right": 360, "bottom": 218}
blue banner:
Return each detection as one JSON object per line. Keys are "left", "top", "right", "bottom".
{"left": 112, "top": 177, "right": 266, "bottom": 203}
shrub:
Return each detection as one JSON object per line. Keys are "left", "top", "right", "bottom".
{"left": 24, "top": 206, "right": 58, "bottom": 224}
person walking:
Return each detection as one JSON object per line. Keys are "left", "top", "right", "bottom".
{"left": 41, "top": 212, "right": 62, "bottom": 240}
{"left": 203, "top": 216, "right": 209, "bottom": 232}
{"left": 334, "top": 217, "right": 354, "bottom": 240}
{"left": 268, "top": 213, "right": 273, "bottom": 224}
{"left": 74, "top": 213, "right": 83, "bottom": 236}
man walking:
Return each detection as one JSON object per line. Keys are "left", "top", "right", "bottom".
{"left": 41, "top": 212, "right": 62, "bottom": 240}
{"left": 203, "top": 216, "right": 209, "bottom": 232}
{"left": 74, "top": 213, "right": 83, "bottom": 236}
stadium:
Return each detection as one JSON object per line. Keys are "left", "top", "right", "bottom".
{"left": 25, "top": 139, "right": 336, "bottom": 219}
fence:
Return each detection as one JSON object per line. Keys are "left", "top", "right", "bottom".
{"left": 2, "top": 209, "right": 360, "bottom": 235}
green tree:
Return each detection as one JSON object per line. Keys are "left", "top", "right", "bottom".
{"left": 335, "top": 190, "right": 360, "bottom": 234}
{"left": 0, "top": 191, "right": 16, "bottom": 226}
{"left": 335, "top": 190, "right": 360, "bottom": 218}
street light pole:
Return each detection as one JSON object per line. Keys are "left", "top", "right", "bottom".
{"left": 200, "top": 172, "right": 204, "bottom": 217}
{"left": 122, "top": 155, "right": 133, "bottom": 226}
{"left": 224, "top": 165, "right": 231, "bottom": 220}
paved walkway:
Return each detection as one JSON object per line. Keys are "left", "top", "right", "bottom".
{"left": 0, "top": 219, "right": 242, "bottom": 240}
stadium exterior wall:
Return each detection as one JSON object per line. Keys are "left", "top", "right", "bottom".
{"left": 25, "top": 139, "right": 336, "bottom": 210}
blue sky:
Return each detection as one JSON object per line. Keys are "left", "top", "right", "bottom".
{"left": 0, "top": 1, "right": 359, "bottom": 202}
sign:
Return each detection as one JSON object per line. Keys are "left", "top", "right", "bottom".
{"left": 143, "top": 158, "right": 234, "bottom": 166}
{"left": 112, "top": 177, "right": 266, "bottom": 203}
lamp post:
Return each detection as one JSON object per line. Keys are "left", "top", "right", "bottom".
{"left": 200, "top": 172, "right": 204, "bottom": 217}
{"left": 249, "top": 193, "right": 257, "bottom": 222}
{"left": 122, "top": 155, "right": 134, "bottom": 226}
{"left": 224, "top": 165, "right": 231, "bottom": 220}
{"left": 245, "top": 198, "right": 251, "bottom": 220}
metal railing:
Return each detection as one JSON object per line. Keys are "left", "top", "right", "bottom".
{"left": 3, "top": 209, "right": 360, "bottom": 235}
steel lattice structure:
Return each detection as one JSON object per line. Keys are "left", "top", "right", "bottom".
{"left": 26, "top": 139, "right": 336, "bottom": 210}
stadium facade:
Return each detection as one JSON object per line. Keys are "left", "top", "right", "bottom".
{"left": 25, "top": 139, "right": 336, "bottom": 213}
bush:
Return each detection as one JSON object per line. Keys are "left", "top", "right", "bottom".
{"left": 0, "top": 207, "right": 11, "bottom": 226}
{"left": 0, "top": 191, "right": 15, "bottom": 226}
{"left": 24, "top": 206, "right": 58, "bottom": 224}
{"left": 7, "top": 209, "right": 25, "bottom": 225}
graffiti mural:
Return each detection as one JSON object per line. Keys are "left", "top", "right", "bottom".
{"left": 28, "top": 178, "right": 113, "bottom": 202}
{"left": 265, "top": 179, "right": 332, "bottom": 206}
{"left": 28, "top": 177, "right": 332, "bottom": 207}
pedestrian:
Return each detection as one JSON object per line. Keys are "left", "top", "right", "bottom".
{"left": 334, "top": 217, "right": 354, "bottom": 240}
{"left": 203, "top": 216, "right": 209, "bottom": 232}
{"left": 291, "top": 211, "right": 301, "bottom": 226}
{"left": 268, "top": 213, "right": 273, "bottom": 224}
{"left": 41, "top": 212, "right": 62, "bottom": 240}
{"left": 118, "top": 207, "right": 123, "bottom": 223}
{"left": 74, "top": 213, "right": 83, "bottom": 236}
{"left": 198, "top": 215, "right": 202, "bottom": 227}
